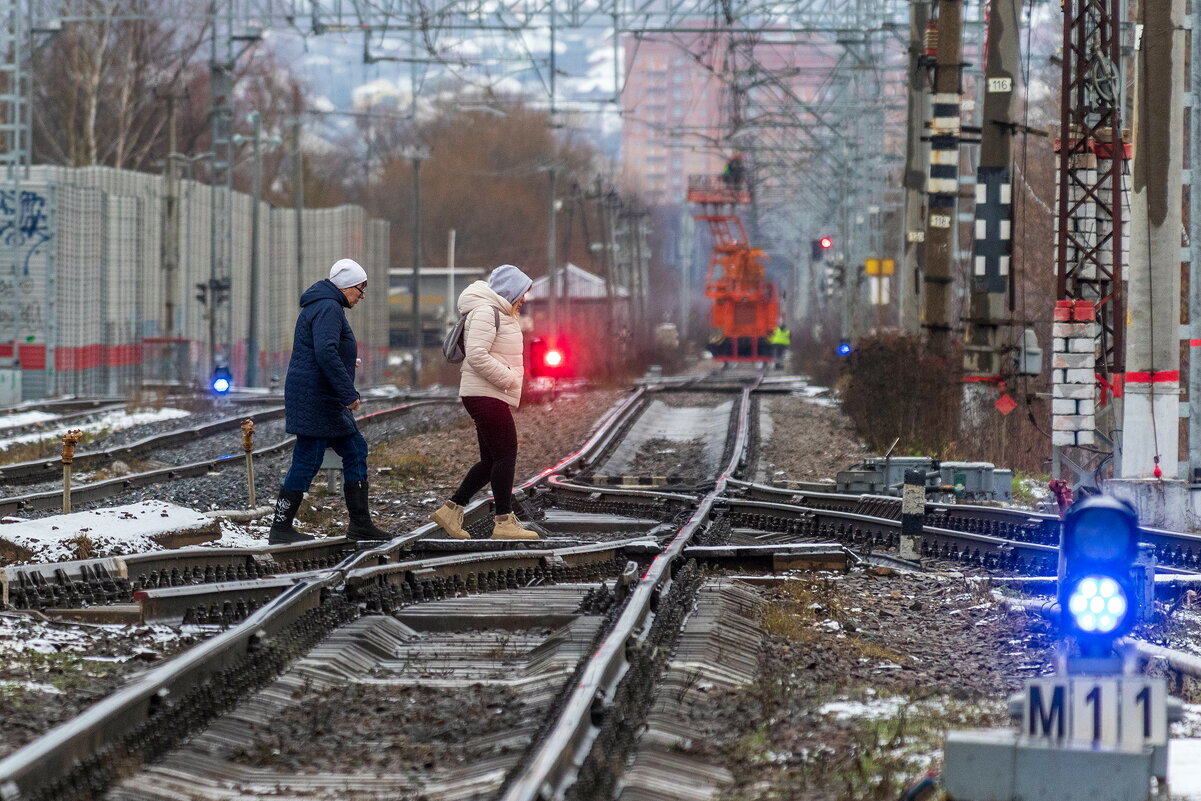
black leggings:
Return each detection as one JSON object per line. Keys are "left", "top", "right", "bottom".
{"left": 451, "top": 396, "right": 518, "bottom": 515}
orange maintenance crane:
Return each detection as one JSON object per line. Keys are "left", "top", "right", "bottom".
{"left": 687, "top": 166, "right": 779, "bottom": 361}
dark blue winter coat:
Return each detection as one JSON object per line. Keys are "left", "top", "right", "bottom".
{"left": 284, "top": 280, "right": 360, "bottom": 438}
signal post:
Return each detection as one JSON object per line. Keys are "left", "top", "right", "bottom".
{"left": 943, "top": 497, "right": 1181, "bottom": 800}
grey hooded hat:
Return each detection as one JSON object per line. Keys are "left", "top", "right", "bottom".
{"left": 487, "top": 263, "right": 533, "bottom": 304}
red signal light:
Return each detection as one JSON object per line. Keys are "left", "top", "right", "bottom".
{"left": 819, "top": 236, "right": 833, "bottom": 249}
{"left": 528, "top": 336, "right": 570, "bottom": 378}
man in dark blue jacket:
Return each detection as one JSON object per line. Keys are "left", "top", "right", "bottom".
{"left": 268, "top": 258, "right": 391, "bottom": 544}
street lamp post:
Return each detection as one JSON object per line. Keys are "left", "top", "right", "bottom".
{"left": 407, "top": 148, "right": 430, "bottom": 389}
{"left": 547, "top": 164, "right": 558, "bottom": 336}
{"left": 289, "top": 119, "right": 304, "bottom": 311}
{"left": 246, "top": 111, "right": 263, "bottom": 388}
{"left": 234, "top": 112, "right": 281, "bottom": 388}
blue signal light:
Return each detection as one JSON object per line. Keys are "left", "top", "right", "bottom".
{"left": 1066, "top": 575, "right": 1128, "bottom": 634}
{"left": 211, "top": 366, "right": 232, "bottom": 395}
{"left": 1058, "top": 495, "right": 1141, "bottom": 651}
{"left": 836, "top": 342, "right": 852, "bottom": 357}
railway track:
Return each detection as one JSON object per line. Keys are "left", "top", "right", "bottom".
{"left": 1, "top": 373, "right": 1200, "bottom": 800}
{"left": 0, "top": 398, "right": 453, "bottom": 517}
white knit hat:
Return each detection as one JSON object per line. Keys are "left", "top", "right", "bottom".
{"left": 329, "top": 258, "right": 368, "bottom": 289}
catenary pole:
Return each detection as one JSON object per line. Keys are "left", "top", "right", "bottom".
{"left": 921, "top": 0, "right": 964, "bottom": 357}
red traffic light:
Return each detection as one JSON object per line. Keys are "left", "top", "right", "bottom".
{"left": 544, "top": 349, "right": 564, "bottom": 368}
{"left": 819, "top": 236, "right": 833, "bottom": 249}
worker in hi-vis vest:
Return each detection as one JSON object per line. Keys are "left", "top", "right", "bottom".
{"left": 768, "top": 322, "right": 791, "bottom": 368}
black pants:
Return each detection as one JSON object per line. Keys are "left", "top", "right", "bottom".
{"left": 451, "top": 396, "right": 518, "bottom": 515}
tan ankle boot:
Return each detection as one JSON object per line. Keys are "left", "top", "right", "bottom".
{"left": 491, "top": 513, "right": 540, "bottom": 540}
{"left": 429, "top": 501, "right": 470, "bottom": 539}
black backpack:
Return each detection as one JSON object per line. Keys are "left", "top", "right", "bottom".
{"left": 442, "top": 306, "right": 500, "bottom": 363}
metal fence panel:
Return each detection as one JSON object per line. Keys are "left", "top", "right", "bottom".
{"left": 2, "top": 166, "right": 389, "bottom": 401}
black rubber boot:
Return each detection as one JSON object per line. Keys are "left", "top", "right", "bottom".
{"left": 344, "top": 480, "right": 392, "bottom": 542}
{"left": 268, "top": 490, "right": 313, "bottom": 545}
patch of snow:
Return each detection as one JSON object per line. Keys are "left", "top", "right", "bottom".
{"left": 361, "top": 385, "right": 404, "bottom": 398}
{"left": 0, "top": 410, "right": 58, "bottom": 428}
{"left": 0, "top": 613, "right": 190, "bottom": 657}
{"left": 819, "top": 696, "right": 908, "bottom": 720}
{"left": 1174, "top": 704, "right": 1201, "bottom": 738}
{"left": 1018, "top": 475, "right": 1051, "bottom": 502}
{"left": 793, "top": 385, "right": 840, "bottom": 407}
{"left": 203, "top": 518, "right": 269, "bottom": 549}
{"left": 0, "top": 501, "right": 213, "bottom": 562}
{"left": 0, "top": 407, "right": 192, "bottom": 451}
{"left": 1169, "top": 739, "right": 1201, "bottom": 797}
{"left": 0, "top": 679, "right": 63, "bottom": 695}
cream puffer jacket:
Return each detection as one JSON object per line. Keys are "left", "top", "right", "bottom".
{"left": 457, "top": 280, "right": 524, "bottom": 407}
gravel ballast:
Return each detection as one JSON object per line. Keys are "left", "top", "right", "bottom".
{"left": 0, "top": 614, "right": 199, "bottom": 759}
{"left": 757, "top": 391, "right": 871, "bottom": 484}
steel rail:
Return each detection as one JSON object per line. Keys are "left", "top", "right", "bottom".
{"left": 130, "top": 536, "right": 662, "bottom": 626}
{"left": 533, "top": 388, "right": 650, "bottom": 481}
{"left": 730, "top": 479, "right": 1060, "bottom": 534}
{"left": 1125, "top": 639, "right": 1201, "bottom": 679}
{"left": 0, "top": 406, "right": 288, "bottom": 485}
{"left": 0, "top": 399, "right": 453, "bottom": 515}
{"left": 720, "top": 496, "right": 1060, "bottom": 573}
{"left": 135, "top": 577, "right": 300, "bottom": 624}
{"left": 0, "top": 574, "right": 340, "bottom": 798}
{"left": 7, "top": 397, "right": 127, "bottom": 414}
{"left": 344, "top": 537, "right": 662, "bottom": 593}
{"left": 545, "top": 473, "right": 700, "bottom": 502}
{"left": 0, "top": 403, "right": 126, "bottom": 442}
{"left": 500, "top": 378, "right": 759, "bottom": 801}
{"left": 727, "top": 479, "right": 1201, "bottom": 571}
{"left": 0, "top": 536, "right": 662, "bottom": 795}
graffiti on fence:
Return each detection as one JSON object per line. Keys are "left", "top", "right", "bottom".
{"left": 19, "top": 300, "right": 43, "bottom": 327}
{"left": 0, "top": 189, "right": 51, "bottom": 276}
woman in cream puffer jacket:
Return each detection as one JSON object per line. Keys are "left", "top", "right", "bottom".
{"left": 458, "top": 276, "right": 525, "bottom": 405}
{"left": 429, "top": 264, "right": 541, "bottom": 540}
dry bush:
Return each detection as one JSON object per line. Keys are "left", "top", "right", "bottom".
{"left": 839, "top": 333, "right": 1052, "bottom": 472}
{"left": 790, "top": 323, "right": 842, "bottom": 388}
{"left": 68, "top": 534, "right": 94, "bottom": 560}
{"left": 839, "top": 334, "right": 962, "bottom": 456}
{"left": 0, "top": 438, "right": 66, "bottom": 466}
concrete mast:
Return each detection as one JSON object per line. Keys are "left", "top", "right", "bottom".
{"left": 922, "top": 0, "right": 964, "bottom": 357}
{"left": 899, "top": 0, "right": 929, "bottom": 337}
{"left": 963, "top": 0, "right": 1020, "bottom": 379}
{"left": 1119, "top": 0, "right": 1184, "bottom": 479}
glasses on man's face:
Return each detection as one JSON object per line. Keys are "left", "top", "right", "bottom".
{"left": 355, "top": 284, "right": 367, "bottom": 297}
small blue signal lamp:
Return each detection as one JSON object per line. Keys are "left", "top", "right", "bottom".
{"left": 1058, "top": 495, "right": 1140, "bottom": 652}
{"left": 836, "top": 341, "right": 852, "bottom": 357}
{"left": 211, "top": 365, "right": 233, "bottom": 395}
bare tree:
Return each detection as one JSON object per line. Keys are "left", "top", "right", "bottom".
{"left": 30, "top": 0, "right": 214, "bottom": 170}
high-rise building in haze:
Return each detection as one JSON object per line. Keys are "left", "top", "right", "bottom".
{"left": 620, "top": 33, "right": 726, "bottom": 205}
